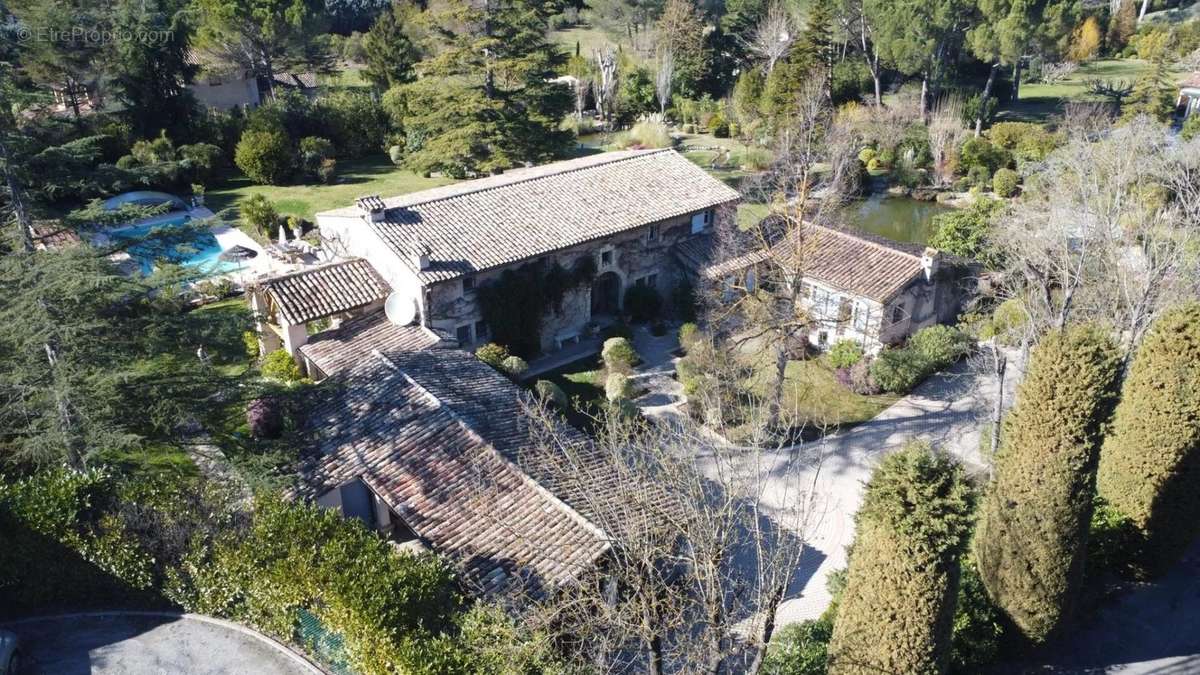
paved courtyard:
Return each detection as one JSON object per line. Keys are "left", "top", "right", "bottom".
{"left": 5, "top": 612, "right": 320, "bottom": 675}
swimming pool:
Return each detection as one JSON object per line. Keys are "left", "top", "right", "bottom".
{"left": 108, "top": 214, "right": 242, "bottom": 276}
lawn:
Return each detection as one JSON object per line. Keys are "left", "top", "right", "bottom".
{"left": 748, "top": 355, "right": 900, "bottom": 431}
{"left": 205, "top": 155, "right": 457, "bottom": 226}
{"left": 998, "top": 58, "right": 1189, "bottom": 123}
{"left": 538, "top": 354, "right": 608, "bottom": 430}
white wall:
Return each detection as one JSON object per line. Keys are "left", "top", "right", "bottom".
{"left": 188, "top": 73, "right": 260, "bottom": 111}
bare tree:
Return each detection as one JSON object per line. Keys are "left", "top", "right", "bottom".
{"left": 834, "top": 0, "right": 882, "bottom": 105}
{"left": 506, "top": 392, "right": 822, "bottom": 675}
{"left": 703, "top": 82, "right": 861, "bottom": 433}
{"left": 745, "top": 1, "right": 796, "bottom": 74}
{"left": 656, "top": 47, "right": 674, "bottom": 115}
{"left": 927, "top": 95, "right": 965, "bottom": 187}
{"left": 594, "top": 47, "right": 619, "bottom": 129}
{"left": 992, "top": 113, "right": 1200, "bottom": 363}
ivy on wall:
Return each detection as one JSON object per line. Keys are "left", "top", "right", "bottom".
{"left": 477, "top": 256, "right": 597, "bottom": 358}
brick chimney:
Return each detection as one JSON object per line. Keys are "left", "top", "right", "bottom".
{"left": 921, "top": 247, "right": 941, "bottom": 283}
{"left": 355, "top": 195, "right": 387, "bottom": 223}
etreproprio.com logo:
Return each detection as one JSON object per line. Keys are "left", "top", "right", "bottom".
{"left": 11, "top": 24, "right": 174, "bottom": 46}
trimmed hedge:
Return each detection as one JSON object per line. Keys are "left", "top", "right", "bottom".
{"left": 827, "top": 340, "right": 864, "bottom": 370}
{"left": 1096, "top": 303, "right": 1200, "bottom": 578}
{"left": 973, "top": 326, "right": 1120, "bottom": 643}
{"left": 262, "top": 349, "right": 304, "bottom": 382}
{"left": 602, "top": 337, "right": 638, "bottom": 373}
{"left": 828, "top": 443, "right": 975, "bottom": 675}
{"left": 533, "top": 380, "right": 569, "bottom": 408}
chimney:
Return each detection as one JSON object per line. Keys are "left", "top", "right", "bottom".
{"left": 413, "top": 241, "right": 432, "bottom": 271}
{"left": 921, "top": 247, "right": 941, "bottom": 283}
{"left": 355, "top": 195, "right": 387, "bottom": 223}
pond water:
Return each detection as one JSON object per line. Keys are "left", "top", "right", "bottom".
{"left": 842, "top": 193, "right": 952, "bottom": 245}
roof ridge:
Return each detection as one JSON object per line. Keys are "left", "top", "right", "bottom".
{"left": 382, "top": 149, "right": 671, "bottom": 212}
{"left": 367, "top": 350, "right": 613, "bottom": 559}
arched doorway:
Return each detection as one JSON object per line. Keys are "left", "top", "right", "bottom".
{"left": 591, "top": 271, "right": 621, "bottom": 318}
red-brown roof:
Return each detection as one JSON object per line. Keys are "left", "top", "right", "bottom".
{"left": 258, "top": 259, "right": 389, "bottom": 325}
{"left": 299, "top": 312, "right": 442, "bottom": 378}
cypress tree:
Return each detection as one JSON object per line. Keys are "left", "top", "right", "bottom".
{"left": 973, "top": 325, "right": 1120, "bottom": 643}
{"left": 1096, "top": 303, "right": 1200, "bottom": 577}
{"left": 828, "top": 443, "right": 975, "bottom": 675}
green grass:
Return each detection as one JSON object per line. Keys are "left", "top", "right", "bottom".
{"left": 999, "top": 58, "right": 1189, "bottom": 123}
{"left": 552, "top": 25, "right": 634, "bottom": 59}
{"left": 748, "top": 355, "right": 900, "bottom": 430}
{"left": 205, "top": 155, "right": 457, "bottom": 229}
{"left": 538, "top": 354, "right": 608, "bottom": 430}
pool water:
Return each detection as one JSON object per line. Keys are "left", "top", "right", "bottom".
{"left": 109, "top": 215, "right": 241, "bottom": 276}
{"left": 843, "top": 194, "right": 952, "bottom": 245}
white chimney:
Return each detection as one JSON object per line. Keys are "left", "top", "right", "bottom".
{"left": 414, "top": 242, "right": 432, "bottom": 271}
{"left": 921, "top": 247, "right": 941, "bottom": 283}
{"left": 355, "top": 195, "right": 386, "bottom": 223}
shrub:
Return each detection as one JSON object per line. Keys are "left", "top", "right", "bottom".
{"left": 317, "top": 158, "right": 337, "bottom": 184}
{"left": 602, "top": 337, "right": 638, "bottom": 373}
{"left": 958, "top": 137, "right": 1011, "bottom": 177}
{"left": 679, "top": 322, "right": 701, "bottom": 350}
{"left": 966, "top": 164, "right": 991, "bottom": 189}
{"left": 869, "top": 347, "right": 927, "bottom": 394}
{"left": 533, "top": 380, "right": 568, "bottom": 408}
{"left": 475, "top": 343, "right": 509, "bottom": 369}
{"left": 671, "top": 280, "right": 698, "bottom": 321}
{"left": 928, "top": 197, "right": 1005, "bottom": 268}
{"left": 828, "top": 443, "right": 975, "bottom": 675}
{"left": 261, "top": 349, "right": 304, "bottom": 382}
{"left": 732, "top": 147, "right": 772, "bottom": 170}
{"left": 708, "top": 113, "right": 730, "bottom": 138}
{"left": 1096, "top": 303, "right": 1200, "bottom": 578}
{"left": 240, "top": 194, "right": 278, "bottom": 236}
{"left": 866, "top": 157, "right": 882, "bottom": 172}
{"left": 501, "top": 355, "right": 529, "bottom": 378}
{"left": 974, "top": 325, "right": 1120, "bottom": 643}
{"left": 299, "top": 135, "right": 335, "bottom": 159}
{"left": 1183, "top": 115, "right": 1200, "bottom": 142}
{"left": 762, "top": 617, "right": 833, "bottom": 675}
{"left": 950, "top": 556, "right": 1006, "bottom": 673}
{"left": 676, "top": 358, "right": 702, "bottom": 398}
{"left": 605, "top": 372, "right": 633, "bottom": 402}
{"left": 908, "top": 325, "right": 972, "bottom": 370}
{"left": 388, "top": 144, "right": 405, "bottom": 165}
{"left": 234, "top": 129, "right": 294, "bottom": 184}
{"left": 848, "top": 358, "right": 879, "bottom": 395}
{"left": 242, "top": 330, "right": 262, "bottom": 361}
{"left": 623, "top": 285, "right": 663, "bottom": 323}
{"left": 828, "top": 340, "right": 864, "bottom": 370}
{"left": 177, "top": 142, "right": 224, "bottom": 181}
{"left": 246, "top": 397, "right": 283, "bottom": 439}
{"left": 992, "top": 168, "right": 1019, "bottom": 197}
{"left": 619, "top": 120, "right": 672, "bottom": 149}
{"left": 858, "top": 147, "right": 877, "bottom": 165}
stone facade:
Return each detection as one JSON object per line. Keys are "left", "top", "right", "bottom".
{"left": 421, "top": 210, "right": 713, "bottom": 353}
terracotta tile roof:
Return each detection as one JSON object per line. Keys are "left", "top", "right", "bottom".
{"left": 298, "top": 312, "right": 443, "bottom": 378}
{"left": 294, "top": 352, "right": 610, "bottom": 596}
{"left": 317, "top": 149, "right": 741, "bottom": 284}
{"left": 679, "top": 222, "right": 928, "bottom": 304}
{"left": 257, "top": 259, "right": 390, "bottom": 325}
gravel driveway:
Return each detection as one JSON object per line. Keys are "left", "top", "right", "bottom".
{"left": 4, "top": 612, "right": 322, "bottom": 675}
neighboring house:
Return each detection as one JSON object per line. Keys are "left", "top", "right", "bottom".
{"left": 248, "top": 258, "right": 402, "bottom": 357}
{"left": 677, "top": 221, "right": 976, "bottom": 352}
{"left": 315, "top": 149, "right": 741, "bottom": 354}
{"left": 1178, "top": 72, "right": 1200, "bottom": 119}
{"left": 289, "top": 324, "right": 671, "bottom": 597}
{"left": 184, "top": 49, "right": 318, "bottom": 111}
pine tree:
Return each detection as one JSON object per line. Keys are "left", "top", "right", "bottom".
{"left": 760, "top": 0, "right": 833, "bottom": 121}
{"left": 108, "top": 0, "right": 197, "bottom": 138}
{"left": 362, "top": 3, "right": 420, "bottom": 91}
{"left": 1096, "top": 303, "right": 1200, "bottom": 578}
{"left": 828, "top": 443, "right": 975, "bottom": 675}
{"left": 655, "top": 0, "right": 713, "bottom": 99}
{"left": 973, "top": 325, "right": 1120, "bottom": 643}
{"left": 399, "top": 0, "right": 573, "bottom": 176}
{"left": 1121, "top": 59, "right": 1174, "bottom": 123}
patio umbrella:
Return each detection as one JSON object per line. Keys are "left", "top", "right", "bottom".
{"left": 219, "top": 244, "right": 259, "bottom": 284}
{"left": 278, "top": 224, "right": 288, "bottom": 247}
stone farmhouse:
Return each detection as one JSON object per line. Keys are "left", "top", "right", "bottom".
{"left": 314, "top": 148, "right": 741, "bottom": 355}
{"left": 677, "top": 220, "right": 976, "bottom": 352}
{"left": 287, "top": 312, "right": 671, "bottom": 597}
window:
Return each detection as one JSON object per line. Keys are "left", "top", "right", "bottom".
{"left": 817, "top": 331, "right": 829, "bottom": 346}
{"left": 691, "top": 212, "right": 707, "bottom": 234}
{"left": 890, "top": 303, "right": 905, "bottom": 325}
{"left": 852, "top": 302, "right": 869, "bottom": 332}
{"left": 456, "top": 324, "right": 472, "bottom": 344}
{"left": 600, "top": 250, "right": 614, "bottom": 266}
{"left": 474, "top": 320, "right": 489, "bottom": 341}
{"left": 462, "top": 276, "right": 476, "bottom": 294}
{"left": 646, "top": 225, "right": 659, "bottom": 243}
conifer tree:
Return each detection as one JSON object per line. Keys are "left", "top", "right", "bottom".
{"left": 362, "top": 3, "right": 420, "bottom": 92}
{"left": 1097, "top": 303, "right": 1200, "bottom": 577}
{"left": 761, "top": 0, "right": 833, "bottom": 121}
{"left": 974, "top": 325, "right": 1120, "bottom": 643}
{"left": 828, "top": 443, "right": 975, "bottom": 675}
{"left": 398, "top": 0, "right": 573, "bottom": 176}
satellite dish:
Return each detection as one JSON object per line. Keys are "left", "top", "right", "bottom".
{"left": 384, "top": 292, "right": 418, "bottom": 326}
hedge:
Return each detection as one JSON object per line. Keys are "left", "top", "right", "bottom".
{"left": 602, "top": 337, "right": 638, "bottom": 373}
{"left": 827, "top": 443, "right": 975, "bottom": 675}
{"left": 973, "top": 326, "right": 1120, "bottom": 643}
{"left": 1096, "top": 303, "right": 1200, "bottom": 578}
